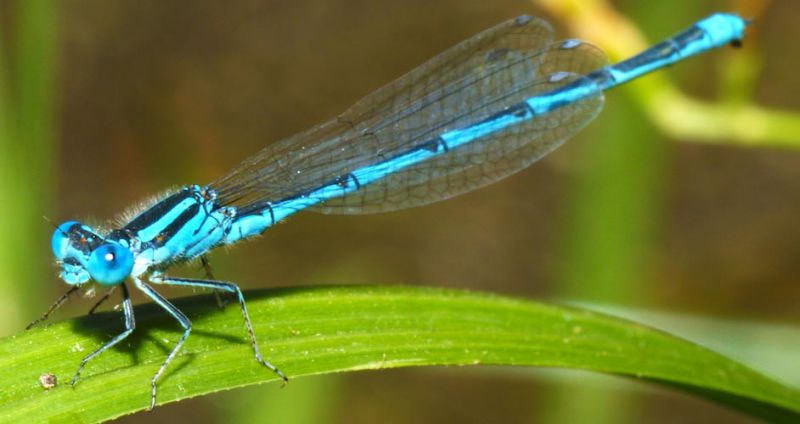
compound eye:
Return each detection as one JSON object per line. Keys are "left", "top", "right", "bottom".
{"left": 51, "top": 221, "right": 79, "bottom": 259}
{"left": 87, "top": 244, "right": 134, "bottom": 286}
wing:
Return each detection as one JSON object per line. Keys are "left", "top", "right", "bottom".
{"left": 210, "top": 16, "right": 606, "bottom": 214}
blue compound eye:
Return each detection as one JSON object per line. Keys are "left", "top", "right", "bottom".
{"left": 51, "top": 221, "right": 79, "bottom": 259}
{"left": 87, "top": 244, "right": 134, "bottom": 286}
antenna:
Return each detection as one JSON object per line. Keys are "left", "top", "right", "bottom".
{"left": 43, "top": 216, "right": 68, "bottom": 237}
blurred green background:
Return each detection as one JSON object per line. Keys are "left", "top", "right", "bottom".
{"left": 1, "top": 0, "right": 799, "bottom": 422}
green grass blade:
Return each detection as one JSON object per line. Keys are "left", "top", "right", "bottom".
{"left": 0, "top": 0, "right": 58, "bottom": 332}
{"left": 0, "top": 286, "right": 798, "bottom": 423}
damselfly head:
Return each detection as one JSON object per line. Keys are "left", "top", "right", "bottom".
{"left": 51, "top": 221, "right": 134, "bottom": 286}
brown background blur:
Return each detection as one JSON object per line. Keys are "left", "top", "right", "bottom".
{"left": 2, "top": 0, "right": 799, "bottom": 422}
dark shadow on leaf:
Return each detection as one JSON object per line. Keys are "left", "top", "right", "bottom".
{"left": 67, "top": 291, "right": 260, "bottom": 370}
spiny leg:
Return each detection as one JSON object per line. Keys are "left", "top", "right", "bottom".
{"left": 150, "top": 274, "right": 287, "bottom": 383}
{"left": 200, "top": 255, "right": 228, "bottom": 308}
{"left": 88, "top": 286, "right": 117, "bottom": 315}
{"left": 26, "top": 285, "right": 80, "bottom": 329}
{"left": 133, "top": 278, "right": 192, "bottom": 411}
{"left": 70, "top": 283, "right": 135, "bottom": 385}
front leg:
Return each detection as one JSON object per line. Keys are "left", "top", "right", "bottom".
{"left": 70, "top": 284, "right": 135, "bottom": 386}
{"left": 26, "top": 285, "right": 80, "bottom": 329}
{"left": 149, "top": 273, "right": 287, "bottom": 383}
{"left": 87, "top": 286, "right": 117, "bottom": 315}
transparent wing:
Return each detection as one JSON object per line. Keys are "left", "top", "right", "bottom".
{"left": 210, "top": 16, "right": 607, "bottom": 214}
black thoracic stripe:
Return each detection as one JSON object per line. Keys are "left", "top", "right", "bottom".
{"left": 123, "top": 190, "right": 194, "bottom": 232}
{"left": 149, "top": 203, "right": 202, "bottom": 247}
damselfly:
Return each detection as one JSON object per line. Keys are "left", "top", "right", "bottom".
{"left": 32, "top": 13, "right": 747, "bottom": 410}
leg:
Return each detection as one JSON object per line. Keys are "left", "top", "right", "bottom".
{"left": 88, "top": 286, "right": 117, "bottom": 315}
{"left": 200, "top": 255, "right": 228, "bottom": 308}
{"left": 70, "top": 284, "right": 135, "bottom": 385}
{"left": 26, "top": 285, "right": 80, "bottom": 329}
{"left": 150, "top": 274, "right": 287, "bottom": 383}
{"left": 133, "top": 278, "right": 192, "bottom": 411}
